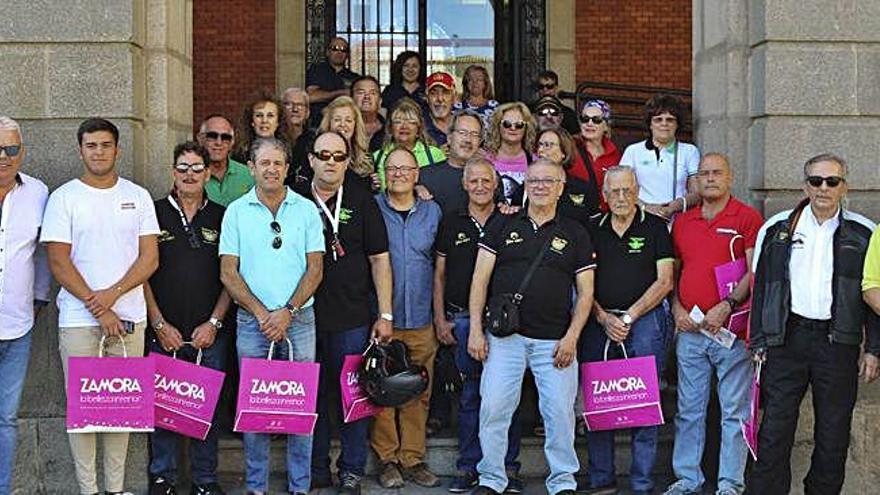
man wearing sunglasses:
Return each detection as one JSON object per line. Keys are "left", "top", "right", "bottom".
{"left": 198, "top": 114, "right": 254, "bottom": 207}
{"left": 747, "top": 154, "right": 879, "bottom": 495}
{"left": 532, "top": 96, "right": 565, "bottom": 132}
{"left": 306, "top": 37, "right": 361, "bottom": 128}
{"left": 219, "top": 138, "right": 325, "bottom": 495}
{"left": 533, "top": 70, "right": 578, "bottom": 134}
{"left": 0, "top": 117, "right": 50, "bottom": 495}
{"left": 145, "top": 141, "right": 230, "bottom": 495}
{"left": 294, "top": 132, "right": 393, "bottom": 495}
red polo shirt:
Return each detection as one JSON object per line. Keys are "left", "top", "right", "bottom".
{"left": 672, "top": 196, "right": 763, "bottom": 313}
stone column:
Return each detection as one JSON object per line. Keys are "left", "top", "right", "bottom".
{"left": 694, "top": 1, "right": 880, "bottom": 492}
{"left": 0, "top": 1, "right": 192, "bottom": 492}
{"left": 546, "top": 0, "right": 578, "bottom": 94}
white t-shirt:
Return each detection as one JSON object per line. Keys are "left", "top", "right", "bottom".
{"left": 619, "top": 140, "right": 700, "bottom": 205}
{"left": 40, "top": 178, "right": 160, "bottom": 327}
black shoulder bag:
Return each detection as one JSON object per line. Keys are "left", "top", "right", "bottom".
{"left": 483, "top": 232, "right": 555, "bottom": 337}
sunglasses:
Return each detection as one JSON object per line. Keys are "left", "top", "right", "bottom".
{"left": 501, "top": 120, "right": 526, "bottom": 130}
{"left": 651, "top": 116, "right": 677, "bottom": 124}
{"left": 270, "top": 221, "right": 282, "bottom": 249}
{"left": 203, "top": 131, "right": 233, "bottom": 142}
{"left": 806, "top": 175, "right": 845, "bottom": 188}
{"left": 0, "top": 145, "right": 22, "bottom": 157}
{"left": 329, "top": 45, "right": 348, "bottom": 52}
{"left": 312, "top": 150, "right": 349, "bottom": 162}
{"left": 173, "top": 162, "right": 207, "bottom": 173}
{"left": 579, "top": 115, "right": 605, "bottom": 125}
{"left": 537, "top": 108, "right": 560, "bottom": 117}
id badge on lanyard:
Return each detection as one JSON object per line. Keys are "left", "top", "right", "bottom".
{"left": 312, "top": 183, "right": 345, "bottom": 261}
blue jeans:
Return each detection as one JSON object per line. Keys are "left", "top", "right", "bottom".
{"left": 148, "top": 334, "right": 229, "bottom": 485}
{"left": 453, "top": 317, "right": 521, "bottom": 474}
{"left": 672, "top": 331, "right": 751, "bottom": 493}
{"left": 236, "top": 307, "right": 317, "bottom": 493}
{"left": 478, "top": 333, "right": 578, "bottom": 495}
{"left": 579, "top": 305, "right": 669, "bottom": 492}
{"left": 311, "top": 324, "right": 371, "bottom": 478}
{"left": 0, "top": 331, "right": 32, "bottom": 494}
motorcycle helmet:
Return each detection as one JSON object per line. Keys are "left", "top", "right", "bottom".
{"left": 361, "top": 339, "right": 429, "bottom": 407}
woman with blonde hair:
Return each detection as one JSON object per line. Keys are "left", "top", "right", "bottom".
{"left": 453, "top": 65, "right": 499, "bottom": 127}
{"left": 318, "top": 96, "right": 379, "bottom": 191}
{"left": 373, "top": 97, "right": 446, "bottom": 189}
{"left": 482, "top": 101, "right": 536, "bottom": 202}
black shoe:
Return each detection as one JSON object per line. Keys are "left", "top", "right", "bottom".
{"left": 504, "top": 470, "right": 524, "bottom": 494}
{"left": 470, "top": 486, "right": 501, "bottom": 495}
{"left": 149, "top": 478, "right": 176, "bottom": 495}
{"left": 310, "top": 473, "right": 333, "bottom": 491}
{"left": 449, "top": 471, "right": 479, "bottom": 493}
{"left": 337, "top": 471, "right": 362, "bottom": 495}
{"left": 554, "top": 490, "right": 577, "bottom": 495}
{"left": 580, "top": 483, "right": 618, "bottom": 494}
{"left": 190, "top": 482, "right": 225, "bottom": 495}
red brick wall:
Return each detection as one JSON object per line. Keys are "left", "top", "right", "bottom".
{"left": 575, "top": 0, "right": 692, "bottom": 90}
{"left": 192, "top": 0, "right": 277, "bottom": 132}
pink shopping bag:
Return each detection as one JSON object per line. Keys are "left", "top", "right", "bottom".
{"left": 66, "top": 335, "right": 155, "bottom": 433}
{"left": 340, "top": 354, "right": 383, "bottom": 423}
{"left": 152, "top": 346, "right": 226, "bottom": 440}
{"left": 741, "top": 361, "right": 762, "bottom": 461}
{"left": 234, "top": 338, "right": 320, "bottom": 435}
{"left": 714, "top": 234, "right": 750, "bottom": 339}
{"left": 581, "top": 340, "right": 664, "bottom": 431}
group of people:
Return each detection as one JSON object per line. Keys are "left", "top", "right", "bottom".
{"left": 1, "top": 36, "right": 879, "bottom": 495}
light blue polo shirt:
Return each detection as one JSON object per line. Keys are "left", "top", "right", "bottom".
{"left": 219, "top": 187, "right": 325, "bottom": 310}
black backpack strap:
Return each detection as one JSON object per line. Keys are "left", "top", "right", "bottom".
{"left": 576, "top": 142, "right": 602, "bottom": 209}
{"left": 513, "top": 227, "right": 556, "bottom": 304}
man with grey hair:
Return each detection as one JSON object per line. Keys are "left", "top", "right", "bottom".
{"left": 219, "top": 138, "right": 325, "bottom": 495}
{"left": 281, "top": 87, "right": 315, "bottom": 185}
{"left": 198, "top": 114, "right": 254, "bottom": 207}
{"left": 419, "top": 110, "right": 488, "bottom": 213}
{"left": 580, "top": 166, "right": 673, "bottom": 494}
{"left": 0, "top": 116, "right": 51, "bottom": 494}
{"left": 747, "top": 153, "right": 879, "bottom": 494}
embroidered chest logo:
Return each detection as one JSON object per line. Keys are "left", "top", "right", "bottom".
{"left": 627, "top": 237, "right": 646, "bottom": 253}
{"left": 455, "top": 232, "right": 471, "bottom": 246}
{"left": 200, "top": 227, "right": 219, "bottom": 243}
{"left": 338, "top": 207, "right": 354, "bottom": 225}
{"left": 550, "top": 236, "right": 568, "bottom": 254}
{"left": 505, "top": 231, "right": 523, "bottom": 246}
{"left": 568, "top": 193, "right": 585, "bottom": 206}
{"left": 158, "top": 230, "right": 175, "bottom": 243}
{"left": 120, "top": 202, "right": 136, "bottom": 210}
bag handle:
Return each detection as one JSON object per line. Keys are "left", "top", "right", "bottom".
{"left": 513, "top": 228, "right": 557, "bottom": 305}
{"left": 267, "top": 338, "right": 294, "bottom": 362}
{"left": 171, "top": 342, "right": 204, "bottom": 366}
{"left": 728, "top": 234, "right": 744, "bottom": 262}
{"left": 603, "top": 338, "right": 629, "bottom": 361}
{"left": 754, "top": 360, "right": 762, "bottom": 383}
{"left": 98, "top": 335, "right": 128, "bottom": 358}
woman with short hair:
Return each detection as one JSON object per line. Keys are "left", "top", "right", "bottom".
{"left": 373, "top": 97, "right": 446, "bottom": 189}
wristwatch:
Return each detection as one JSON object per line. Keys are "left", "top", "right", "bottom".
{"left": 621, "top": 313, "right": 633, "bottom": 326}
{"left": 380, "top": 312, "right": 394, "bottom": 322}
{"left": 152, "top": 317, "right": 165, "bottom": 332}
{"left": 724, "top": 296, "right": 738, "bottom": 311}
{"left": 208, "top": 316, "right": 223, "bottom": 330}
{"left": 285, "top": 303, "right": 300, "bottom": 318}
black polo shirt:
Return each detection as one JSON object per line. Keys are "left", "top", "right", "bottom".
{"left": 511, "top": 176, "right": 601, "bottom": 228}
{"left": 435, "top": 208, "right": 503, "bottom": 311}
{"left": 306, "top": 61, "right": 361, "bottom": 127}
{"left": 285, "top": 128, "right": 316, "bottom": 186}
{"left": 480, "top": 212, "right": 596, "bottom": 340}
{"left": 420, "top": 163, "right": 507, "bottom": 214}
{"left": 150, "top": 197, "right": 225, "bottom": 339}
{"left": 589, "top": 209, "right": 673, "bottom": 310}
{"left": 294, "top": 177, "right": 389, "bottom": 333}
{"left": 368, "top": 114, "right": 387, "bottom": 152}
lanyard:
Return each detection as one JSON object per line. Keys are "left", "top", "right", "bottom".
{"left": 311, "top": 182, "right": 344, "bottom": 261}
{"left": 168, "top": 195, "right": 204, "bottom": 249}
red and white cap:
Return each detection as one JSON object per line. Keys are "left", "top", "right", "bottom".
{"left": 426, "top": 72, "right": 455, "bottom": 91}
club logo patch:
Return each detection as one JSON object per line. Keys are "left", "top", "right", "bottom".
{"left": 505, "top": 231, "right": 523, "bottom": 246}
{"left": 455, "top": 232, "right": 471, "bottom": 246}
{"left": 339, "top": 207, "right": 353, "bottom": 224}
{"left": 568, "top": 193, "right": 585, "bottom": 206}
{"left": 200, "top": 227, "right": 219, "bottom": 243}
{"left": 627, "top": 237, "right": 645, "bottom": 253}
{"left": 158, "top": 230, "right": 175, "bottom": 243}
{"left": 550, "top": 236, "right": 568, "bottom": 253}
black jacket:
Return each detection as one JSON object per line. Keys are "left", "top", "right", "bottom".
{"left": 749, "top": 198, "right": 879, "bottom": 355}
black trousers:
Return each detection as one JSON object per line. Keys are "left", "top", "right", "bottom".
{"left": 747, "top": 317, "right": 860, "bottom": 495}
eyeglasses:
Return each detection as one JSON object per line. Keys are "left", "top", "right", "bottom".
{"left": 0, "top": 145, "right": 21, "bottom": 157}
{"left": 283, "top": 101, "right": 306, "bottom": 110}
{"left": 203, "top": 131, "right": 233, "bottom": 142}
{"left": 537, "top": 83, "right": 556, "bottom": 90}
{"left": 312, "top": 150, "right": 349, "bottom": 162}
{"left": 387, "top": 165, "right": 418, "bottom": 176}
{"left": 537, "top": 140, "right": 559, "bottom": 149}
{"left": 173, "top": 162, "right": 207, "bottom": 173}
{"left": 392, "top": 118, "right": 419, "bottom": 126}
{"left": 501, "top": 120, "right": 526, "bottom": 130}
{"left": 651, "top": 116, "right": 678, "bottom": 124}
{"left": 453, "top": 128, "right": 481, "bottom": 140}
{"left": 537, "top": 108, "right": 560, "bottom": 117}
{"left": 329, "top": 45, "right": 348, "bottom": 52}
{"left": 579, "top": 115, "right": 605, "bottom": 125}
{"left": 525, "top": 177, "right": 562, "bottom": 187}
{"left": 270, "top": 221, "right": 282, "bottom": 249}
{"left": 806, "top": 175, "right": 845, "bottom": 188}
{"left": 606, "top": 187, "right": 634, "bottom": 198}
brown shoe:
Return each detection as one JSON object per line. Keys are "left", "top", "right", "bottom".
{"left": 402, "top": 463, "right": 440, "bottom": 487}
{"left": 379, "top": 462, "right": 405, "bottom": 489}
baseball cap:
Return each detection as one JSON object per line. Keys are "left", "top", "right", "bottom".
{"left": 426, "top": 72, "right": 454, "bottom": 91}
{"left": 534, "top": 95, "right": 563, "bottom": 112}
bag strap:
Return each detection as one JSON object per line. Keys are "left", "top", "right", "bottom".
{"left": 671, "top": 141, "right": 679, "bottom": 202}
{"left": 98, "top": 335, "right": 127, "bottom": 358}
{"left": 512, "top": 226, "right": 557, "bottom": 304}
{"left": 603, "top": 338, "right": 629, "bottom": 361}
{"left": 575, "top": 142, "right": 601, "bottom": 206}
{"left": 172, "top": 342, "right": 204, "bottom": 366}
{"left": 267, "top": 337, "right": 294, "bottom": 362}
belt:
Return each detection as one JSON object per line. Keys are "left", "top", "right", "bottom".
{"left": 788, "top": 313, "right": 831, "bottom": 331}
